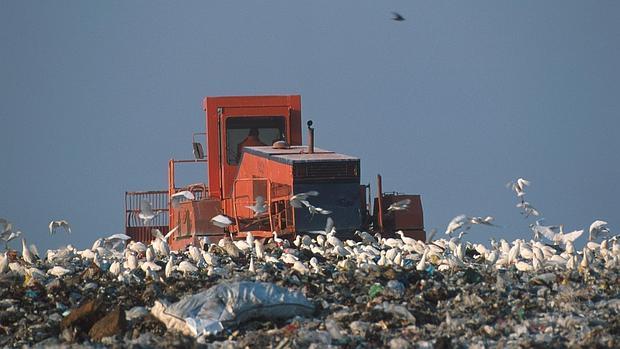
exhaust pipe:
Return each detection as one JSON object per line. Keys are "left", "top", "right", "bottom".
{"left": 307, "top": 120, "right": 314, "bottom": 154}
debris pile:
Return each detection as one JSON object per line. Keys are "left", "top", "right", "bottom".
{"left": 0, "top": 230, "right": 618, "bottom": 348}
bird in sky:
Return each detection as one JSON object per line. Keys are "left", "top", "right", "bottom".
{"left": 246, "top": 195, "right": 268, "bottom": 216}
{"left": 387, "top": 198, "right": 411, "bottom": 212}
{"left": 516, "top": 201, "right": 540, "bottom": 217}
{"left": 392, "top": 12, "right": 405, "bottom": 21}
{"left": 468, "top": 216, "right": 498, "bottom": 227}
{"left": 0, "top": 220, "right": 21, "bottom": 249}
{"left": 444, "top": 214, "right": 470, "bottom": 236}
{"left": 539, "top": 225, "right": 583, "bottom": 246}
{"left": 507, "top": 178, "right": 530, "bottom": 199}
{"left": 138, "top": 200, "right": 159, "bottom": 225}
{"left": 49, "top": 220, "right": 71, "bottom": 235}
{"left": 171, "top": 190, "right": 195, "bottom": 208}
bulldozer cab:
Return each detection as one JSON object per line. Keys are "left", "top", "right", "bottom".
{"left": 203, "top": 95, "right": 302, "bottom": 202}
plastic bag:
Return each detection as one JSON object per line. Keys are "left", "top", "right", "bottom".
{"left": 151, "top": 281, "right": 315, "bottom": 337}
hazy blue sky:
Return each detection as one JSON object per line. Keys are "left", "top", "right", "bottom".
{"left": 1, "top": 1, "right": 618, "bottom": 252}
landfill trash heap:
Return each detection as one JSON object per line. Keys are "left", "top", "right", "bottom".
{"left": 0, "top": 232, "right": 619, "bottom": 348}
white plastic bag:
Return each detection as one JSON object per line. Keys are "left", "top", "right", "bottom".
{"left": 151, "top": 281, "right": 315, "bottom": 337}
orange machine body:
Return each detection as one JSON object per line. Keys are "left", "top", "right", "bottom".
{"left": 124, "top": 95, "right": 424, "bottom": 250}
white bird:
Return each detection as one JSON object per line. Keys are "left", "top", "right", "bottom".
{"left": 165, "top": 256, "right": 174, "bottom": 278}
{"left": 589, "top": 220, "right": 610, "bottom": 241}
{"left": 248, "top": 256, "right": 256, "bottom": 273}
{"left": 246, "top": 232, "right": 254, "bottom": 250}
{"left": 0, "top": 252, "right": 10, "bottom": 273}
{"left": 221, "top": 238, "right": 241, "bottom": 258}
{"left": 138, "top": 200, "right": 159, "bottom": 225}
{"left": 290, "top": 191, "right": 319, "bottom": 208}
{"left": 516, "top": 201, "right": 540, "bottom": 217}
{"left": 309, "top": 257, "right": 320, "bottom": 273}
{"left": 246, "top": 195, "right": 268, "bottom": 216}
{"left": 170, "top": 190, "right": 195, "bottom": 208}
{"left": 146, "top": 245, "right": 155, "bottom": 262}
{"left": 210, "top": 214, "right": 234, "bottom": 228}
{"left": 416, "top": 249, "right": 428, "bottom": 271}
{"left": 507, "top": 241, "right": 520, "bottom": 265}
{"left": 272, "top": 231, "right": 284, "bottom": 246}
{"left": 445, "top": 214, "right": 469, "bottom": 236}
{"left": 303, "top": 201, "right": 332, "bottom": 216}
{"left": 123, "top": 253, "right": 137, "bottom": 271}
{"left": 540, "top": 225, "right": 584, "bottom": 246}
{"left": 387, "top": 198, "right": 411, "bottom": 212}
{"left": 396, "top": 230, "right": 416, "bottom": 246}
{"left": 292, "top": 260, "right": 309, "bottom": 275}
{"left": 508, "top": 177, "right": 530, "bottom": 198}
{"left": 530, "top": 220, "right": 559, "bottom": 241}
{"left": 177, "top": 261, "right": 198, "bottom": 275}
{"left": 1, "top": 230, "right": 21, "bottom": 249}
{"left": 254, "top": 239, "right": 265, "bottom": 260}
{"left": 355, "top": 231, "right": 377, "bottom": 245}
{"left": 469, "top": 216, "right": 498, "bottom": 227}
{"left": 109, "top": 261, "right": 122, "bottom": 276}
{"left": 49, "top": 220, "right": 71, "bottom": 235}
{"left": 21, "top": 238, "right": 37, "bottom": 264}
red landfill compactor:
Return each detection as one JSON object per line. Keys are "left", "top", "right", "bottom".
{"left": 124, "top": 95, "right": 424, "bottom": 250}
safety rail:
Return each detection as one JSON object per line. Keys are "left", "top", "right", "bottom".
{"left": 124, "top": 190, "right": 169, "bottom": 243}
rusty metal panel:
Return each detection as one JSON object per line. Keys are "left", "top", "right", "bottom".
{"left": 374, "top": 194, "right": 425, "bottom": 240}
{"left": 168, "top": 198, "right": 225, "bottom": 250}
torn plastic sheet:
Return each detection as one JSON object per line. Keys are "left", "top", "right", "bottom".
{"left": 151, "top": 281, "right": 315, "bottom": 338}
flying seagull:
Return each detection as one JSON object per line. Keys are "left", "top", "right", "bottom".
{"left": 210, "top": 214, "right": 234, "bottom": 228}
{"left": 246, "top": 196, "right": 268, "bottom": 217}
{"left": 290, "top": 190, "right": 319, "bottom": 208}
{"left": 507, "top": 178, "right": 530, "bottom": 199}
{"left": 387, "top": 198, "right": 411, "bottom": 212}
{"left": 392, "top": 12, "right": 405, "bottom": 21}
{"left": 138, "top": 200, "right": 159, "bottom": 225}
{"left": 171, "top": 190, "right": 195, "bottom": 208}
{"left": 49, "top": 220, "right": 71, "bottom": 235}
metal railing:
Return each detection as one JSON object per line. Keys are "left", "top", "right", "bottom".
{"left": 125, "top": 190, "right": 169, "bottom": 243}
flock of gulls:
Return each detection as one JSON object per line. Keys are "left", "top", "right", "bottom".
{"left": 0, "top": 176, "right": 616, "bottom": 284}
{"left": 0, "top": 177, "right": 618, "bottom": 346}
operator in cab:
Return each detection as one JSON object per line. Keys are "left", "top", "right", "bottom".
{"left": 237, "top": 128, "right": 266, "bottom": 162}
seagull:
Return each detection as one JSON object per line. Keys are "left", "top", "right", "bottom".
{"left": 177, "top": 261, "right": 198, "bottom": 275}
{"left": 391, "top": 12, "right": 405, "bottom": 21}
{"left": 246, "top": 196, "right": 268, "bottom": 216}
{"left": 444, "top": 214, "right": 470, "bottom": 236}
{"left": 1, "top": 228, "right": 21, "bottom": 249}
{"left": 540, "top": 225, "right": 584, "bottom": 246}
{"left": 138, "top": 200, "right": 159, "bottom": 225}
{"left": 254, "top": 239, "right": 265, "bottom": 260}
{"left": 248, "top": 256, "right": 256, "bottom": 273}
{"left": 396, "top": 230, "right": 416, "bottom": 246}
{"left": 516, "top": 201, "right": 540, "bottom": 217}
{"left": 530, "top": 220, "right": 559, "bottom": 241}
{"left": 300, "top": 200, "right": 331, "bottom": 217}
{"left": 387, "top": 199, "right": 411, "bottom": 212}
{"left": 21, "top": 238, "right": 38, "bottom": 264}
{"left": 171, "top": 190, "right": 195, "bottom": 208}
{"left": 290, "top": 190, "right": 319, "bottom": 208}
{"left": 0, "top": 252, "right": 9, "bottom": 273}
{"left": 210, "top": 214, "right": 234, "bottom": 228}
{"left": 589, "top": 220, "right": 610, "bottom": 241}
{"left": 468, "top": 216, "right": 498, "bottom": 227}
{"left": 49, "top": 220, "right": 71, "bottom": 235}
{"left": 507, "top": 178, "right": 530, "bottom": 199}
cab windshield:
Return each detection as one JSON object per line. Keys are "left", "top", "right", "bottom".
{"left": 226, "top": 116, "right": 285, "bottom": 165}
